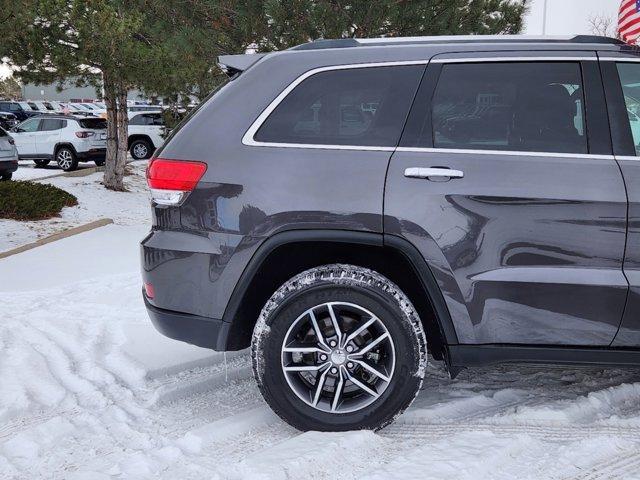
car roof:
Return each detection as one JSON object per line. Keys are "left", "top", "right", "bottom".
{"left": 290, "top": 35, "right": 625, "bottom": 51}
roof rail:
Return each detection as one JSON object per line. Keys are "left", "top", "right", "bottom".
{"left": 290, "top": 35, "right": 625, "bottom": 51}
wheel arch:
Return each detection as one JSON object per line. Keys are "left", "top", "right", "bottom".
{"left": 54, "top": 142, "right": 78, "bottom": 156}
{"left": 128, "top": 134, "right": 154, "bottom": 148}
{"left": 222, "top": 230, "right": 458, "bottom": 362}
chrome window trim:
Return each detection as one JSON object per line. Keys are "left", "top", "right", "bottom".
{"left": 616, "top": 155, "right": 640, "bottom": 161}
{"left": 396, "top": 147, "right": 613, "bottom": 160}
{"left": 430, "top": 56, "right": 596, "bottom": 64}
{"left": 242, "top": 56, "right": 598, "bottom": 152}
{"left": 242, "top": 60, "right": 429, "bottom": 149}
{"left": 599, "top": 57, "right": 640, "bottom": 62}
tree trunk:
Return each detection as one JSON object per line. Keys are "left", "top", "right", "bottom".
{"left": 115, "top": 86, "right": 129, "bottom": 186}
{"left": 103, "top": 72, "right": 121, "bottom": 190}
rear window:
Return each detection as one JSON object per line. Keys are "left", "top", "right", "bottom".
{"left": 0, "top": 128, "right": 7, "bottom": 137}
{"left": 254, "top": 65, "right": 425, "bottom": 147}
{"left": 78, "top": 118, "right": 107, "bottom": 129}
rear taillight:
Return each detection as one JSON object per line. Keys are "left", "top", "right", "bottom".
{"left": 146, "top": 158, "right": 207, "bottom": 205}
{"left": 8, "top": 138, "right": 14, "bottom": 145}
{"left": 75, "top": 131, "right": 95, "bottom": 138}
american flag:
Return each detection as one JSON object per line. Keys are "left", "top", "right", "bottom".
{"left": 619, "top": 0, "right": 640, "bottom": 44}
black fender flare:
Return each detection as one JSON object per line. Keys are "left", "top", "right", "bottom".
{"left": 221, "top": 229, "right": 459, "bottom": 346}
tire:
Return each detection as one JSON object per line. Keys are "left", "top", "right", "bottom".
{"left": 129, "top": 139, "right": 153, "bottom": 160}
{"left": 55, "top": 147, "right": 78, "bottom": 172}
{"left": 252, "top": 264, "right": 427, "bottom": 432}
{"left": 0, "top": 172, "right": 12, "bottom": 181}
{"left": 94, "top": 158, "right": 105, "bottom": 166}
{"left": 33, "top": 159, "right": 50, "bottom": 167}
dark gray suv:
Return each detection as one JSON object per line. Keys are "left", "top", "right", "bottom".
{"left": 142, "top": 35, "right": 640, "bottom": 431}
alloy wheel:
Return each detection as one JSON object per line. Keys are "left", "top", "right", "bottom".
{"left": 133, "top": 143, "right": 148, "bottom": 159}
{"left": 281, "top": 301, "right": 395, "bottom": 414}
{"left": 57, "top": 149, "right": 72, "bottom": 170}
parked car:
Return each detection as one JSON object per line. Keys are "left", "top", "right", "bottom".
{"left": 129, "top": 105, "right": 162, "bottom": 113}
{"left": 142, "top": 34, "right": 640, "bottom": 432}
{"left": 11, "top": 115, "right": 107, "bottom": 171}
{"left": 0, "top": 101, "right": 38, "bottom": 122}
{"left": 0, "top": 112, "right": 19, "bottom": 131}
{"left": 29, "top": 101, "right": 56, "bottom": 114}
{"left": 128, "top": 111, "right": 164, "bottom": 159}
{"left": 0, "top": 127, "right": 18, "bottom": 180}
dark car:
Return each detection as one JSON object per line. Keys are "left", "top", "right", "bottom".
{"left": 0, "top": 101, "right": 38, "bottom": 122}
{"left": 0, "top": 111, "right": 18, "bottom": 131}
{"left": 141, "top": 34, "right": 640, "bottom": 431}
{"left": 0, "top": 127, "right": 18, "bottom": 180}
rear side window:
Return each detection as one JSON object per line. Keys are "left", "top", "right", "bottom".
{"left": 130, "top": 113, "right": 163, "bottom": 126}
{"left": 254, "top": 65, "right": 425, "bottom": 147}
{"left": 423, "top": 62, "right": 587, "bottom": 154}
{"left": 39, "top": 119, "right": 65, "bottom": 131}
{"left": 617, "top": 62, "right": 640, "bottom": 155}
{"left": 78, "top": 118, "right": 107, "bottom": 129}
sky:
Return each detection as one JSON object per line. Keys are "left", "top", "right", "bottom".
{"left": 524, "top": 0, "right": 620, "bottom": 36}
{"left": 1, "top": 1, "right": 624, "bottom": 81}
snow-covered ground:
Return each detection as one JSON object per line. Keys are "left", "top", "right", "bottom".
{"left": 2, "top": 168, "right": 640, "bottom": 479}
{"left": 1, "top": 161, "right": 148, "bottom": 253}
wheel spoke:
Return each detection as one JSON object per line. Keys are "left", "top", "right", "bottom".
{"left": 283, "top": 362, "right": 329, "bottom": 372}
{"left": 309, "top": 310, "right": 331, "bottom": 352}
{"left": 283, "top": 346, "right": 327, "bottom": 354}
{"left": 312, "top": 368, "right": 329, "bottom": 406}
{"left": 327, "top": 303, "right": 343, "bottom": 343}
{"left": 345, "top": 370, "right": 379, "bottom": 398}
{"left": 352, "top": 332, "right": 390, "bottom": 356}
{"left": 331, "top": 367, "right": 345, "bottom": 412}
{"left": 351, "top": 359, "right": 390, "bottom": 382}
{"left": 343, "top": 316, "right": 376, "bottom": 346}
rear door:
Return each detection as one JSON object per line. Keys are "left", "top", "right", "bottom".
{"left": 601, "top": 55, "right": 640, "bottom": 347}
{"left": 35, "top": 118, "right": 65, "bottom": 156}
{"left": 385, "top": 51, "right": 628, "bottom": 346}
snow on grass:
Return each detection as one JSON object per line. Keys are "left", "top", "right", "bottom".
{"left": 0, "top": 161, "right": 149, "bottom": 253}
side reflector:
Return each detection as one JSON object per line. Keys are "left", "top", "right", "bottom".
{"left": 144, "top": 282, "right": 155, "bottom": 299}
{"left": 146, "top": 158, "right": 207, "bottom": 191}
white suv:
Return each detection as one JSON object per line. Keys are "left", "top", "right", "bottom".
{"left": 11, "top": 116, "right": 107, "bottom": 171}
{"left": 128, "top": 111, "right": 164, "bottom": 159}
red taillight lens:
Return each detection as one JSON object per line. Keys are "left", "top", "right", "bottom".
{"left": 144, "top": 282, "right": 155, "bottom": 299}
{"left": 146, "top": 158, "right": 207, "bottom": 191}
{"left": 75, "top": 131, "right": 94, "bottom": 138}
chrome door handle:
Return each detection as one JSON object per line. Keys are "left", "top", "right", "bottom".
{"left": 404, "top": 167, "right": 464, "bottom": 179}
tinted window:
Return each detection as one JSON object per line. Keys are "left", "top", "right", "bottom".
{"left": 617, "top": 63, "right": 640, "bottom": 156}
{"left": 130, "top": 113, "right": 163, "bottom": 126}
{"left": 0, "top": 127, "right": 7, "bottom": 137}
{"left": 39, "top": 119, "right": 65, "bottom": 131}
{"left": 423, "top": 62, "right": 587, "bottom": 154}
{"left": 255, "top": 65, "right": 424, "bottom": 147}
{"left": 78, "top": 118, "right": 107, "bottom": 129}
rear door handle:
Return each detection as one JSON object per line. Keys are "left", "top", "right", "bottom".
{"left": 404, "top": 167, "right": 464, "bottom": 180}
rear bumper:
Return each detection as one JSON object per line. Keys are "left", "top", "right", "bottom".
{"left": 143, "top": 293, "right": 230, "bottom": 350}
{"left": 77, "top": 148, "right": 106, "bottom": 161}
{"left": 0, "top": 159, "right": 18, "bottom": 174}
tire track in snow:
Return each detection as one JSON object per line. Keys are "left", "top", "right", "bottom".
{"left": 565, "top": 450, "right": 640, "bottom": 480}
{"left": 382, "top": 422, "right": 640, "bottom": 442}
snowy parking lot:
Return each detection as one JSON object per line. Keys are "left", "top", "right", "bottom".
{"left": 2, "top": 166, "right": 640, "bottom": 479}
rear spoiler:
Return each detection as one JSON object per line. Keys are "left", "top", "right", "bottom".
{"left": 217, "top": 53, "right": 267, "bottom": 77}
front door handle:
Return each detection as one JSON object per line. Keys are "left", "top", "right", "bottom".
{"left": 404, "top": 167, "right": 464, "bottom": 180}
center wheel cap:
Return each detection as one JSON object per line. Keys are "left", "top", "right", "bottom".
{"left": 330, "top": 349, "right": 347, "bottom": 365}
